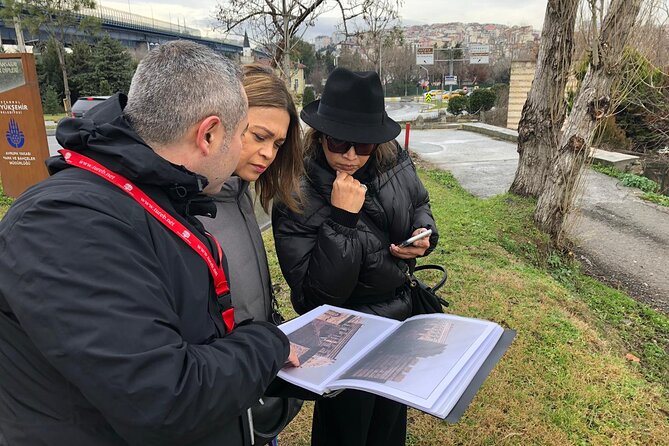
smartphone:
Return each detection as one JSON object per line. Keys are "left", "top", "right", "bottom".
{"left": 397, "top": 229, "right": 432, "bottom": 248}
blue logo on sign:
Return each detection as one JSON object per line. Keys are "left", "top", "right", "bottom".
{"left": 6, "top": 118, "right": 25, "bottom": 149}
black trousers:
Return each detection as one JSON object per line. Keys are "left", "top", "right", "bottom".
{"left": 311, "top": 389, "right": 407, "bottom": 446}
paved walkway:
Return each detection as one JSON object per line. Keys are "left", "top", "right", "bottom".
{"left": 400, "top": 128, "right": 669, "bottom": 313}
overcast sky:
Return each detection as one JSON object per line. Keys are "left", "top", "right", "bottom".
{"left": 98, "top": 0, "right": 548, "bottom": 41}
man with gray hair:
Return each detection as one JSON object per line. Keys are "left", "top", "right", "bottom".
{"left": 0, "top": 40, "right": 297, "bottom": 446}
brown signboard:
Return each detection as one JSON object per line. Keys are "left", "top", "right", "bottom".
{"left": 0, "top": 53, "right": 50, "bottom": 198}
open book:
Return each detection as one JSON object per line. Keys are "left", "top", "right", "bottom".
{"left": 277, "top": 305, "right": 510, "bottom": 420}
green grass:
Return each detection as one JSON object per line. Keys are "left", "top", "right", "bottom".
{"left": 2, "top": 167, "right": 667, "bottom": 445}
{"left": 43, "top": 113, "right": 67, "bottom": 122}
{"left": 264, "top": 168, "right": 669, "bottom": 446}
{"left": 426, "top": 100, "right": 448, "bottom": 110}
{"left": 592, "top": 163, "right": 668, "bottom": 207}
{"left": 0, "top": 183, "right": 14, "bottom": 216}
{"left": 642, "top": 191, "right": 669, "bottom": 206}
{"left": 592, "top": 163, "right": 624, "bottom": 178}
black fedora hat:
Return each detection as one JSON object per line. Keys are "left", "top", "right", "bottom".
{"left": 301, "top": 68, "right": 400, "bottom": 144}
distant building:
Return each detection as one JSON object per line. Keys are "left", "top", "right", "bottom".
{"left": 240, "top": 32, "right": 254, "bottom": 65}
{"left": 291, "top": 62, "right": 306, "bottom": 95}
{"left": 252, "top": 58, "right": 306, "bottom": 96}
{"left": 314, "top": 35, "right": 332, "bottom": 51}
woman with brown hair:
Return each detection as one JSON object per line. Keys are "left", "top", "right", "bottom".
{"left": 202, "top": 63, "right": 302, "bottom": 324}
{"left": 201, "top": 64, "right": 304, "bottom": 445}
{"left": 272, "top": 67, "right": 439, "bottom": 446}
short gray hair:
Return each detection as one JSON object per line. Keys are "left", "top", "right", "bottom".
{"left": 125, "top": 40, "right": 246, "bottom": 146}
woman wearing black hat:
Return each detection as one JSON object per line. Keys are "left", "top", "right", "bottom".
{"left": 272, "top": 68, "right": 439, "bottom": 445}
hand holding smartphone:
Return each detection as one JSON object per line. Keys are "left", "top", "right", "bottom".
{"left": 397, "top": 229, "right": 432, "bottom": 248}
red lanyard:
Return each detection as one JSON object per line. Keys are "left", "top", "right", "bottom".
{"left": 58, "top": 149, "right": 235, "bottom": 332}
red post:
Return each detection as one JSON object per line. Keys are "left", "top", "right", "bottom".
{"left": 404, "top": 122, "right": 411, "bottom": 155}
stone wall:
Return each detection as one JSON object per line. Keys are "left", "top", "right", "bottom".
{"left": 506, "top": 60, "right": 536, "bottom": 130}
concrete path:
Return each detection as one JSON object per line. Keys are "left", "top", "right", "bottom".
{"left": 401, "top": 128, "right": 669, "bottom": 313}
{"left": 569, "top": 173, "right": 669, "bottom": 311}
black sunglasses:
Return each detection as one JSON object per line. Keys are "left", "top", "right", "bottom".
{"left": 325, "top": 135, "right": 378, "bottom": 156}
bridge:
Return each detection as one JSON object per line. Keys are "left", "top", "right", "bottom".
{"left": 0, "top": 4, "right": 245, "bottom": 57}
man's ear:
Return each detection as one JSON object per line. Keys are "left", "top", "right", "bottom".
{"left": 196, "top": 116, "right": 224, "bottom": 156}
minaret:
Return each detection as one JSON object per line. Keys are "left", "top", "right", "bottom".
{"left": 241, "top": 31, "right": 254, "bottom": 65}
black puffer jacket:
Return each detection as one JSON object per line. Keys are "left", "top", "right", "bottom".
{"left": 272, "top": 143, "right": 438, "bottom": 319}
{"left": 0, "top": 94, "right": 289, "bottom": 446}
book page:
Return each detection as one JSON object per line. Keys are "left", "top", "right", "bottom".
{"left": 330, "top": 314, "right": 502, "bottom": 411}
{"left": 431, "top": 326, "right": 504, "bottom": 418}
{"left": 277, "top": 305, "right": 399, "bottom": 394}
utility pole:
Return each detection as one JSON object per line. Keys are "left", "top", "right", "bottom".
{"left": 448, "top": 49, "right": 454, "bottom": 94}
{"left": 434, "top": 47, "right": 466, "bottom": 93}
{"left": 419, "top": 65, "right": 429, "bottom": 86}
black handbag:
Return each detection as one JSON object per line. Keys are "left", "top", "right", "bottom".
{"left": 251, "top": 395, "right": 303, "bottom": 445}
{"left": 409, "top": 264, "right": 449, "bottom": 315}
{"left": 251, "top": 288, "right": 304, "bottom": 445}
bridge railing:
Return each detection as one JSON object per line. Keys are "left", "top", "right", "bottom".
{"left": 81, "top": 5, "right": 201, "bottom": 37}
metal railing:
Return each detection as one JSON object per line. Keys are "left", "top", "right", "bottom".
{"left": 81, "top": 5, "right": 201, "bottom": 37}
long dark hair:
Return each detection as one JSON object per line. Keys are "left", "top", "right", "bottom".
{"left": 243, "top": 64, "right": 303, "bottom": 212}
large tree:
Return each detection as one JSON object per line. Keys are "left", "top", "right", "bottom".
{"left": 336, "top": 44, "right": 369, "bottom": 71}
{"left": 535, "top": 0, "right": 646, "bottom": 242}
{"left": 215, "top": 0, "right": 368, "bottom": 84}
{"left": 89, "top": 35, "right": 134, "bottom": 95}
{"left": 291, "top": 38, "right": 317, "bottom": 77}
{"left": 509, "top": 0, "right": 580, "bottom": 198}
{"left": 348, "top": 0, "right": 403, "bottom": 76}
{"left": 1, "top": 0, "right": 99, "bottom": 113}
{"left": 383, "top": 43, "right": 416, "bottom": 96}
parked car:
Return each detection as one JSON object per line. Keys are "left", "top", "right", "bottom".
{"left": 423, "top": 89, "right": 444, "bottom": 100}
{"left": 70, "top": 96, "right": 111, "bottom": 118}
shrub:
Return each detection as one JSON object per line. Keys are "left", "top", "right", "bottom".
{"left": 642, "top": 192, "right": 669, "bottom": 207}
{"left": 620, "top": 173, "right": 660, "bottom": 193}
{"left": 468, "top": 88, "right": 496, "bottom": 114}
{"left": 42, "top": 85, "right": 63, "bottom": 114}
{"left": 491, "top": 84, "right": 509, "bottom": 108}
{"left": 593, "top": 164, "right": 661, "bottom": 193}
{"left": 302, "top": 87, "right": 315, "bottom": 107}
{"left": 448, "top": 95, "right": 468, "bottom": 115}
{"left": 0, "top": 183, "right": 14, "bottom": 206}
{"left": 592, "top": 163, "right": 624, "bottom": 178}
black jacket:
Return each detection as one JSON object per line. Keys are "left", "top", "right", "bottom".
{"left": 0, "top": 94, "right": 289, "bottom": 446}
{"left": 272, "top": 143, "right": 438, "bottom": 319}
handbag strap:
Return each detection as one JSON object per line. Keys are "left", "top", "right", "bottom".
{"left": 413, "top": 264, "right": 448, "bottom": 292}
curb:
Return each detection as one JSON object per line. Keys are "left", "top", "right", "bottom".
{"left": 460, "top": 123, "right": 519, "bottom": 143}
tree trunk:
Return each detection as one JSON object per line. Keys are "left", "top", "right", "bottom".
{"left": 509, "top": 0, "right": 579, "bottom": 198}
{"left": 13, "top": 17, "right": 26, "bottom": 53}
{"left": 535, "top": 0, "right": 644, "bottom": 243}
{"left": 55, "top": 42, "right": 72, "bottom": 114}
{"left": 282, "top": 0, "right": 292, "bottom": 88}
